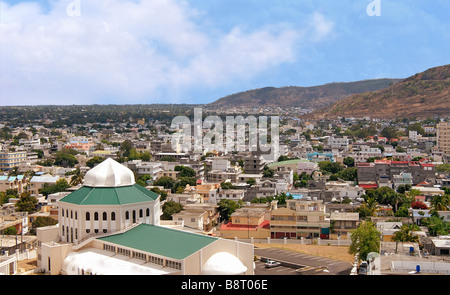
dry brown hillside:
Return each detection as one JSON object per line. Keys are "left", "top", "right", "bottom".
{"left": 209, "top": 79, "right": 400, "bottom": 110}
{"left": 321, "top": 64, "right": 450, "bottom": 119}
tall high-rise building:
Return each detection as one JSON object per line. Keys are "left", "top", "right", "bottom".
{"left": 437, "top": 122, "right": 450, "bottom": 157}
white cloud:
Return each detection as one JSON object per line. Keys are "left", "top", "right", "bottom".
{"left": 0, "top": 0, "right": 333, "bottom": 105}
{"left": 308, "top": 12, "right": 334, "bottom": 42}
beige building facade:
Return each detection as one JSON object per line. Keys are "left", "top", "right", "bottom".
{"left": 437, "top": 121, "right": 450, "bottom": 158}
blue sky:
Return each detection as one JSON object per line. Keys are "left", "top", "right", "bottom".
{"left": 0, "top": 0, "right": 449, "bottom": 106}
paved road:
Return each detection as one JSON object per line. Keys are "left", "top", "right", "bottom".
{"left": 254, "top": 247, "right": 353, "bottom": 275}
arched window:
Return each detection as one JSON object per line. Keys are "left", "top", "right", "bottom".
{"left": 146, "top": 208, "right": 150, "bottom": 217}
{"left": 139, "top": 209, "right": 143, "bottom": 218}
{"left": 125, "top": 211, "right": 129, "bottom": 220}
{"left": 94, "top": 212, "right": 99, "bottom": 221}
{"left": 62, "top": 209, "right": 64, "bottom": 217}
{"left": 111, "top": 212, "right": 116, "bottom": 221}
{"left": 75, "top": 212, "right": 77, "bottom": 219}
{"left": 103, "top": 212, "right": 107, "bottom": 220}
{"left": 86, "top": 212, "right": 90, "bottom": 221}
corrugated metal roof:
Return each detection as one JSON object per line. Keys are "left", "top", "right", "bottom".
{"left": 99, "top": 224, "right": 217, "bottom": 260}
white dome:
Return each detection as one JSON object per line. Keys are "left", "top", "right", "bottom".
{"left": 201, "top": 252, "right": 247, "bottom": 275}
{"left": 84, "top": 158, "right": 135, "bottom": 187}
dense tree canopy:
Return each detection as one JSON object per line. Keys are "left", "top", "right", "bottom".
{"left": 349, "top": 221, "right": 381, "bottom": 262}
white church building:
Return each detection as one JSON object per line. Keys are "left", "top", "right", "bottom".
{"left": 37, "top": 158, "right": 253, "bottom": 275}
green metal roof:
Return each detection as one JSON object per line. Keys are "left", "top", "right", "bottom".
{"left": 59, "top": 184, "right": 159, "bottom": 205}
{"left": 268, "top": 159, "right": 310, "bottom": 168}
{"left": 98, "top": 224, "right": 218, "bottom": 260}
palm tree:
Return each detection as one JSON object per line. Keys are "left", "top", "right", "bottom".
{"left": 392, "top": 224, "right": 419, "bottom": 253}
{"left": 430, "top": 194, "right": 450, "bottom": 212}
{"left": 69, "top": 168, "right": 84, "bottom": 186}
{"left": 366, "top": 197, "right": 378, "bottom": 217}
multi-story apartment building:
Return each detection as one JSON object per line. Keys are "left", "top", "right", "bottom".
{"left": 244, "top": 154, "right": 266, "bottom": 174}
{"left": 125, "top": 160, "right": 163, "bottom": 178}
{"left": 183, "top": 181, "right": 220, "bottom": 203}
{"left": 215, "top": 189, "right": 246, "bottom": 203}
{"left": 206, "top": 167, "right": 241, "bottom": 183}
{"left": 0, "top": 151, "right": 27, "bottom": 170}
{"left": 357, "top": 159, "right": 436, "bottom": 187}
{"left": 437, "top": 122, "right": 450, "bottom": 158}
{"left": 0, "top": 175, "right": 27, "bottom": 195}
{"left": 326, "top": 136, "right": 350, "bottom": 150}
{"left": 270, "top": 199, "right": 330, "bottom": 239}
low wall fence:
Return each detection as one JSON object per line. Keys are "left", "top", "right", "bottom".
{"left": 235, "top": 237, "right": 352, "bottom": 246}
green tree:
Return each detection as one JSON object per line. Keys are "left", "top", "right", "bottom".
{"left": 86, "top": 156, "right": 105, "bottom": 168}
{"left": 349, "top": 221, "right": 381, "bottom": 262}
{"left": 160, "top": 156, "right": 177, "bottom": 162}
{"left": 396, "top": 184, "right": 412, "bottom": 194}
{"left": 356, "top": 197, "right": 378, "bottom": 219}
{"left": 161, "top": 201, "right": 183, "bottom": 220}
{"left": 337, "top": 167, "right": 358, "bottom": 181}
{"left": 69, "top": 168, "right": 84, "bottom": 186}
{"left": 54, "top": 151, "right": 79, "bottom": 167}
{"left": 172, "top": 177, "right": 197, "bottom": 193}
{"left": 1, "top": 194, "right": 15, "bottom": 205}
{"left": 119, "top": 140, "right": 133, "bottom": 158}
{"left": 262, "top": 165, "right": 275, "bottom": 178}
{"left": 32, "top": 149, "right": 44, "bottom": 159}
{"left": 150, "top": 187, "right": 167, "bottom": 201}
{"left": 407, "top": 123, "right": 425, "bottom": 135}
{"left": 430, "top": 194, "right": 450, "bottom": 212}
{"left": 435, "top": 163, "right": 450, "bottom": 174}
{"left": 220, "top": 181, "right": 236, "bottom": 189}
{"left": 153, "top": 176, "right": 175, "bottom": 190}
{"left": 136, "top": 174, "right": 152, "bottom": 187}
{"left": 394, "top": 204, "right": 410, "bottom": 217}
{"left": 140, "top": 151, "right": 152, "bottom": 161}
{"left": 274, "top": 192, "right": 292, "bottom": 205}
{"left": 392, "top": 224, "right": 420, "bottom": 253}
{"left": 174, "top": 165, "right": 196, "bottom": 178}
{"left": 218, "top": 199, "right": 241, "bottom": 222}
{"left": 31, "top": 216, "right": 58, "bottom": 234}
{"left": 318, "top": 161, "right": 344, "bottom": 174}
{"left": 4, "top": 226, "right": 17, "bottom": 235}
{"left": 246, "top": 178, "right": 256, "bottom": 186}
{"left": 5, "top": 189, "right": 18, "bottom": 198}
{"left": 39, "top": 179, "right": 70, "bottom": 197}
{"left": 343, "top": 157, "right": 355, "bottom": 167}
{"left": 422, "top": 213, "right": 450, "bottom": 236}
{"left": 15, "top": 191, "right": 38, "bottom": 213}
{"left": 380, "top": 127, "right": 397, "bottom": 140}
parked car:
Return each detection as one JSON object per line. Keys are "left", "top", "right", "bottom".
{"left": 265, "top": 260, "right": 281, "bottom": 268}
{"left": 357, "top": 261, "right": 368, "bottom": 275}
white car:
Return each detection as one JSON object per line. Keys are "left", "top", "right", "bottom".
{"left": 265, "top": 260, "right": 281, "bottom": 268}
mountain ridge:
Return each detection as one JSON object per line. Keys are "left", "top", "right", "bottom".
{"left": 317, "top": 64, "right": 450, "bottom": 119}
{"left": 209, "top": 78, "right": 402, "bottom": 110}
